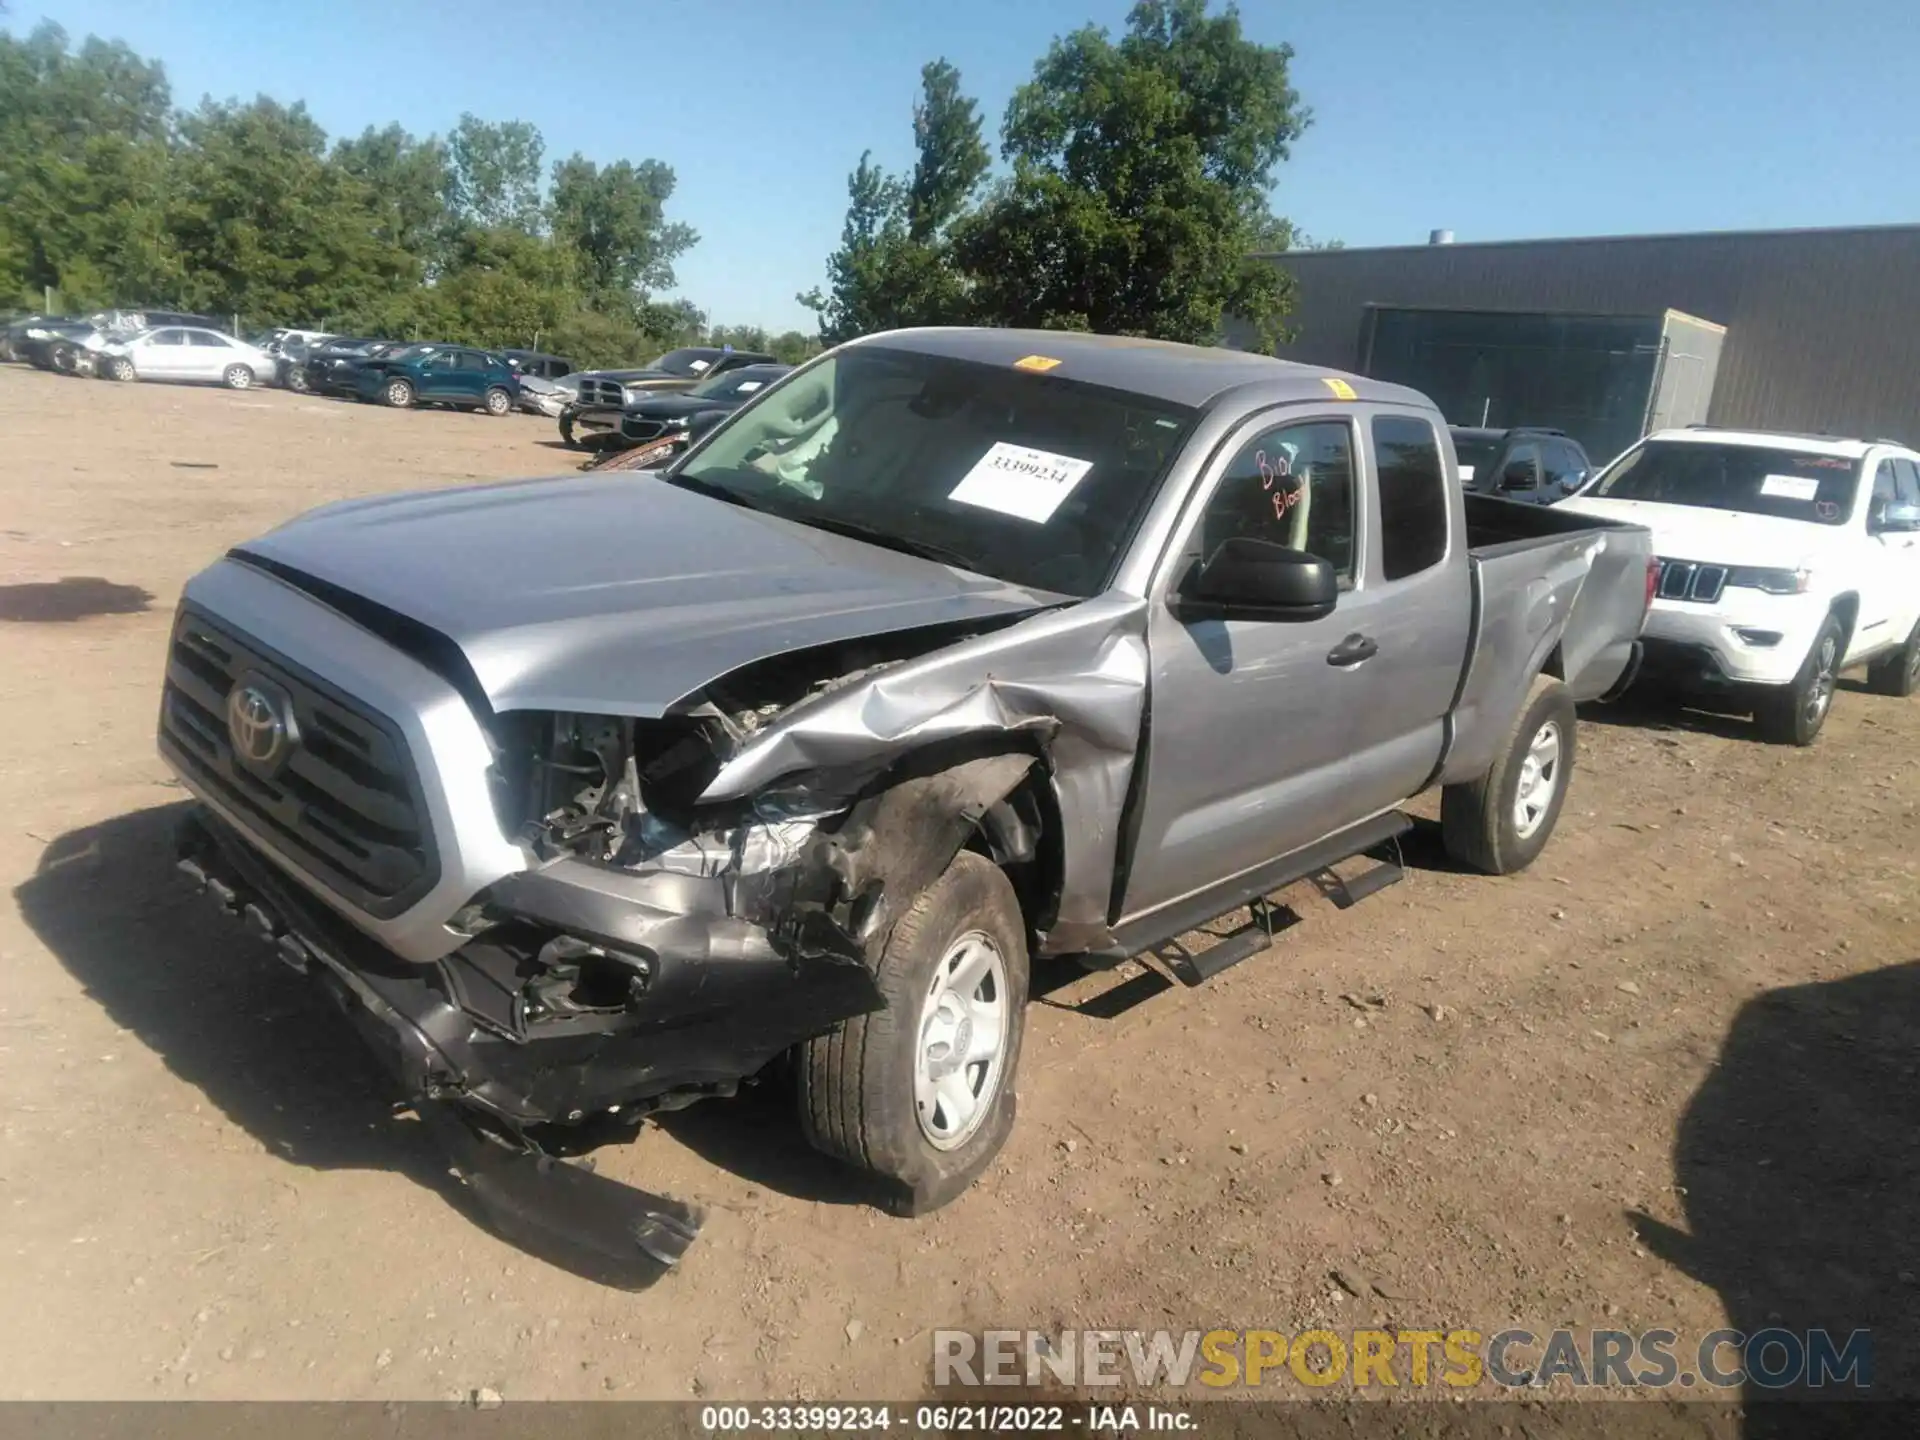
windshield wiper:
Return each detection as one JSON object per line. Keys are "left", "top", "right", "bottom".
{"left": 783, "top": 514, "right": 981, "bottom": 571}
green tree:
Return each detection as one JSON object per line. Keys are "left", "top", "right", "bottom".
{"left": 446, "top": 114, "right": 544, "bottom": 232}
{"left": 0, "top": 22, "right": 175, "bottom": 305}
{"left": 958, "top": 0, "right": 1309, "bottom": 346}
{"left": 801, "top": 59, "right": 987, "bottom": 343}
{"left": 164, "top": 96, "right": 413, "bottom": 325}
{"left": 332, "top": 123, "right": 452, "bottom": 271}
{"left": 549, "top": 153, "right": 696, "bottom": 300}
{"left": 806, "top": 2, "right": 1311, "bottom": 348}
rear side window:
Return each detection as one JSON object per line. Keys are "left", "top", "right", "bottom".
{"left": 1373, "top": 416, "right": 1449, "bottom": 579}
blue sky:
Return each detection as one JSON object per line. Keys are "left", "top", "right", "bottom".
{"left": 14, "top": 0, "right": 1919, "bottom": 331}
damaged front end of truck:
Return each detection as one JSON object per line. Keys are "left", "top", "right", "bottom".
{"left": 163, "top": 566, "right": 1149, "bottom": 1283}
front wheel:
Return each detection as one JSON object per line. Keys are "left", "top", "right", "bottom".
{"left": 222, "top": 364, "right": 254, "bottom": 390}
{"left": 483, "top": 386, "right": 513, "bottom": 417}
{"left": 798, "top": 850, "right": 1029, "bottom": 1215}
{"left": 1442, "top": 674, "right": 1576, "bottom": 875}
{"left": 106, "top": 357, "right": 137, "bottom": 383}
{"left": 1755, "top": 613, "right": 1843, "bottom": 745}
{"left": 284, "top": 366, "right": 310, "bottom": 393}
{"left": 383, "top": 378, "right": 415, "bottom": 408}
{"left": 558, "top": 411, "right": 578, "bottom": 448}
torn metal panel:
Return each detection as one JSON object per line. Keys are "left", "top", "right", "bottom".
{"left": 698, "top": 592, "right": 1152, "bottom": 951}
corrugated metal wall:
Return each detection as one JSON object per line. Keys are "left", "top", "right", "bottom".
{"left": 1256, "top": 226, "right": 1920, "bottom": 445}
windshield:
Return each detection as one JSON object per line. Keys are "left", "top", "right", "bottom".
{"left": 667, "top": 346, "right": 1196, "bottom": 596}
{"left": 690, "top": 367, "right": 778, "bottom": 400}
{"left": 385, "top": 343, "right": 438, "bottom": 363}
{"left": 648, "top": 348, "right": 718, "bottom": 377}
{"left": 1588, "top": 440, "right": 1860, "bottom": 525}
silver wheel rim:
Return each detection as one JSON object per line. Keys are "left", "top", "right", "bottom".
{"left": 1512, "top": 719, "right": 1562, "bottom": 841}
{"left": 488, "top": 390, "right": 509, "bottom": 414}
{"left": 228, "top": 367, "right": 250, "bottom": 388}
{"left": 914, "top": 930, "right": 1009, "bottom": 1151}
{"left": 388, "top": 381, "right": 408, "bottom": 406}
{"left": 1805, "top": 634, "right": 1838, "bottom": 724}
{"left": 113, "top": 360, "right": 133, "bottom": 381}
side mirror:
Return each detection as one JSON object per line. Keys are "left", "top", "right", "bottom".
{"left": 1871, "top": 500, "right": 1920, "bottom": 534}
{"left": 1171, "top": 537, "right": 1338, "bottom": 623}
{"left": 686, "top": 408, "right": 729, "bottom": 441}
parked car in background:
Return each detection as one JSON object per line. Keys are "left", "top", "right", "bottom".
{"left": 1559, "top": 427, "right": 1920, "bottom": 744}
{"left": 560, "top": 346, "right": 777, "bottom": 447}
{"left": 591, "top": 362, "right": 792, "bottom": 467}
{"left": 503, "top": 349, "right": 573, "bottom": 381}
{"left": 94, "top": 326, "right": 276, "bottom": 389}
{"left": 352, "top": 343, "right": 520, "bottom": 414}
{"left": 1451, "top": 427, "right": 1594, "bottom": 505}
{"left": 302, "top": 337, "right": 399, "bottom": 397}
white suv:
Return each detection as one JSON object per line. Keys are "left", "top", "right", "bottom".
{"left": 1560, "top": 427, "right": 1920, "bottom": 744}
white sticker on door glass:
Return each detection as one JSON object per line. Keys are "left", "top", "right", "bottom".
{"left": 1759, "top": 473, "right": 1821, "bottom": 501}
{"left": 947, "top": 442, "right": 1094, "bottom": 524}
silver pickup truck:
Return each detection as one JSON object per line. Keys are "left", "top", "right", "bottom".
{"left": 160, "top": 328, "right": 1652, "bottom": 1279}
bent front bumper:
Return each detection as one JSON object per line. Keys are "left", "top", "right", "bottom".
{"left": 176, "top": 807, "right": 883, "bottom": 1130}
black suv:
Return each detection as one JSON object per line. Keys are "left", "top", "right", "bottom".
{"left": 1450, "top": 427, "right": 1595, "bottom": 506}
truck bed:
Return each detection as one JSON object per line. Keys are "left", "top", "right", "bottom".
{"left": 1439, "top": 494, "right": 1653, "bottom": 786}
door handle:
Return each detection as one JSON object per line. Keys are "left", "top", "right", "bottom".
{"left": 1326, "top": 633, "right": 1378, "bottom": 667}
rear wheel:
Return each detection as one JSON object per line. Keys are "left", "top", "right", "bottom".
{"left": 1442, "top": 674, "right": 1576, "bottom": 875}
{"left": 1866, "top": 616, "right": 1920, "bottom": 698}
{"left": 558, "top": 411, "right": 578, "bottom": 447}
{"left": 484, "top": 385, "right": 513, "bottom": 417}
{"left": 798, "top": 850, "right": 1028, "bottom": 1215}
{"left": 384, "top": 377, "right": 415, "bottom": 408}
{"left": 1755, "top": 613, "right": 1843, "bottom": 745}
{"left": 222, "top": 364, "right": 254, "bottom": 390}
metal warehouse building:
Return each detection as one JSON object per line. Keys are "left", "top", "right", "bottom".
{"left": 1256, "top": 224, "right": 1920, "bottom": 463}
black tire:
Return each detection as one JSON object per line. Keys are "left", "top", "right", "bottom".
{"left": 483, "top": 386, "right": 513, "bottom": 417}
{"left": 558, "top": 411, "right": 578, "bottom": 448}
{"left": 49, "top": 343, "right": 79, "bottom": 375}
{"left": 284, "top": 366, "right": 310, "bottom": 394}
{"left": 222, "top": 363, "right": 254, "bottom": 390}
{"left": 383, "top": 377, "right": 414, "bottom": 409}
{"left": 105, "top": 356, "right": 137, "bottom": 383}
{"left": 1866, "top": 616, "right": 1920, "bottom": 698}
{"left": 798, "top": 850, "right": 1029, "bottom": 1216}
{"left": 1442, "top": 674, "right": 1576, "bottom": 875}
{"left": 1755, "top": 613, "right": 1844, "bottom": 745}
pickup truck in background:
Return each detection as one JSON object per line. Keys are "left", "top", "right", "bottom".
{"left": 158, "top": 328, "right": 1653, "bottom": 1280}
{"left": 560, "top": 346, "right": 778, "bottom": 448}
{"left": 1560, "top": 426, "right": 1920, "bottom": 744}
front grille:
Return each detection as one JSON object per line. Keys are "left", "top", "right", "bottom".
{"left": 621, "top": 417, "right": 668, "bottom": 442}
{"left": 1655, "top": 558, "right": 1727, "bottom": 605}
{"left": 576, "top": 378, "right": 625, "bottom": 407}
{"left": 158, "top": 607, "right": 439, "bottom": 917}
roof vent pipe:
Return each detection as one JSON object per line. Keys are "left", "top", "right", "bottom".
{"left": 1429, "top": 228, "right": 1455, "bottom": 245}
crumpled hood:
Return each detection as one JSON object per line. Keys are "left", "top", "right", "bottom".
{"left": 1558, "top": 495, "right": 1845, "bottom": 570}
{"left": 236, "top": 473, "right": 1063, "bottom": 717}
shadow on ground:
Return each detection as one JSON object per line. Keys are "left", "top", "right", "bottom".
{"left": 13, "top": 804, "right": 702, "bottom": 1286}
{"left": 1633, "top": 958, "right": 1920, "bottom": 1435}
{"left": 0, "top": 576, "right": 152, "bottom": 622}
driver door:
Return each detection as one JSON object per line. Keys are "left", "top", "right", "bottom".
{"left": 136, "top": 328, "right": 189, "bottom": 378}
{"left": 1120, "top": 412, "right": 1374, "bottom": 919}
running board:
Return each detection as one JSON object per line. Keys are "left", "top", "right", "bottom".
{"left": 1155, "top": 898, "right": 1295, "bottom": 987}
{"left": 1100, "top": 811, "right": 1414, "bottom": 978}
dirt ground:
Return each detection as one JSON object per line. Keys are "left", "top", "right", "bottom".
{"left": 2, "top": 361, "right": 1916, "bottom": 1407}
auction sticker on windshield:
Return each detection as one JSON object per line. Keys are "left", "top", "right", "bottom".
{"left": 1760, "top": 473, "right": 1823, "bottom": 501}
{"left": 949, "top": 442, "right": 1094, "bottom": 523}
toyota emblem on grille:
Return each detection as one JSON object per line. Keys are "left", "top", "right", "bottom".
{"left": 227, "top": 680, "right": 292, "bottom": 768}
